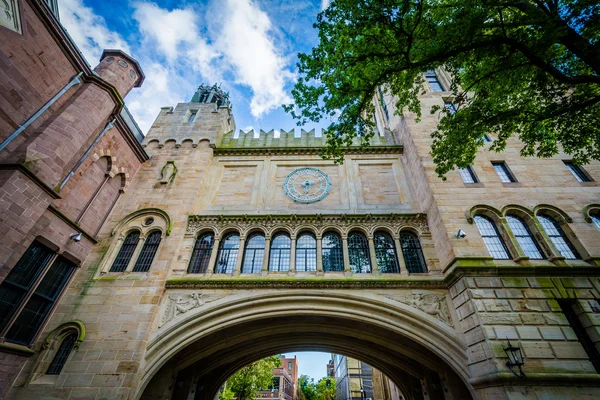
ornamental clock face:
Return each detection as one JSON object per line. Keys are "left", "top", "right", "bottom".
{"left": 284, "top": 167, "right": 332, "bottom": 203}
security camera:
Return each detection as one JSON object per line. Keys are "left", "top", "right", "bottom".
{"left": 456, "top": 229, "right": 466, "bottom": 238}
{"left": 70, "top": 233, "right": 82, "bottom": 242}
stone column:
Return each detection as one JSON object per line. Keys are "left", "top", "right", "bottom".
{"left": 206, "top": 237, "right": 220, "bottom": 275}
{"left": 102, "top": 236, "right": 124, "bottom": 274}
{"left": 178, "top": 235, "right": 196, "bottom": 275}
{"left": 394, "top": 236, "right": 409, "bottom": 277}
{"left": 125, "top": 236, "right": 145, "bottom": 272}
{"left": 289, "top": 235, "right": 296, "bottom": 274}
{"left": 316, "top": 234, "right": 323, "bottom": 275}
{"left": 368, "top": 236, "right": 380, "bottom": 275}
{"left": 234, "top": 236, "right": 246, "bottom": 275}
{"left": 261, "top": 236, "right": 271, "bottom": 276}
{"left": 342, "top": 236, "right": 351, "bottom": 275}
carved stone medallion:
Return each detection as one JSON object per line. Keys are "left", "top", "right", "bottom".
{"left": 160, "top": 292, "right": 224, "bottom": 327}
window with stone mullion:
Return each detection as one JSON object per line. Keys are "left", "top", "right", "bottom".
{"left": 295, "top": 233, "right": 317, "bottom": 272}
{"left": 506, "top": 215, "right": 544, "bottom": 259}
{"left": 348, "top": 232, "right": 371, "bottom": 273}
{"left": 373, "top": 231, "right": 400, "bottom": 273}
{"left": 322, "top": 232, "right": 344, "bottom": 272}
{"left": 474, "top": 215, "right": 511, "bottom": 259}
{"left": 399, "top": 232, "right": 427, "bottom": 273}
{"left": 110, "top": 231, "right": 140, "bottom": 272}
{"left": 188, "top": 233, "right": 214, "bottom": 273}
{"left": 46, "top": 332, "right": 78, "bottom": 375}
{"left": 537, "top": 215, "right": 579, "bottom": 259}
{"left": 214, "top": 233, "right": 240, "bottom": 273}
{"left": 132, "top": 231, "right": 162, "bottom": 272}
{"left": 269, "top": 234, "right": 291, "bottom": 272}
{"left": 242, "top": 234, "right": 265, "bottom": 274}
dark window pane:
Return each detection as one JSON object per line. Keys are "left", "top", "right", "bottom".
{"left": 242, "top": 234, "right": 265, "bottom": 274}
{"left": 47, "top": 332, "right": 77, "bottom": 375}
{"left": 459, "top": 166, "right": 477, "bottom": 183}
{"left": 537, "top": 215, "right": 579, "bottom": 259}
{"left": 0, "top": 242, "right": 54, "bottom": 330}
{"left": 269, "top": 234, "right": 291, "bottom": 272}
{"left": 110, "top": 231, "right": 140, "bottom": 272}
{"left": 6, "top": 257, "right": 75, "bottom": 345}
{"left": 133, "top": 231, "right": 162, "bottom": 272}
{"left": 188, "top": 233, "right": 214, "bottom": 273}
{"left": 296, "top": 233, "right": 317, "bottom": 272}
{"left": 348, "top": 232, "right": 371, "bottom": 273}
{"left": 506, "top": 215, "right": 544, "bottom": 259}
{"left": 400, "top": 232, "right": 427, "bottom": 273}
{"left": 374, "top": 231, "right": 399, "bottom": 273}
{"left": 592, "top": 215, "right": 600, "bottom": 231}
{"left": 474, "top": 216, "right": 510, "bottom": 259}
{"left": 214, "top": 233, "right": 240, "bottom": 273}
{"left": 425, "top": 71, "right": 444, "bottom": 91}
{"left": 492, "top": 162, "right": 515, "bottom": 183}
{"left": 322, "top": 232, "right": 344, "bottom": 272}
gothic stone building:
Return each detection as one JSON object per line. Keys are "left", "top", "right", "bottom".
{"left": 2, "top": 3, "right": 600, "bottom": 400}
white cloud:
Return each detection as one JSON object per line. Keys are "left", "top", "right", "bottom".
{"left": 321, "top": 0, "right": 331, "bottom": 10}
{"left": 216, "top": 0, "right": 294, "bottom": 117}
{"left": 133, "top": 3, "right": 199, "bottom": 61}
{"left": 58, "top": 0, "right": 130, "bottom": 64}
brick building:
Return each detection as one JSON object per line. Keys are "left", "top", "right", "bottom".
{"left": 0, "top": 0, "right": 147, "bottom": 397}
{"left": 256, "top": 355, "right": 297, "bottom": 400}
{"left": 1, "top": 1, "right": 600, "bottom": 400}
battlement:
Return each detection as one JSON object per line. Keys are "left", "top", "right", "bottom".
{"left": 217, "top": 128, "right": 397, "bottom": 149}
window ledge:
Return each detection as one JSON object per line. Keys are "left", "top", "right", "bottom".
{"left": 501, "top": 182, "right": 522, "bottom": 188}
{"left": 0, "top": 342, "right": 35, "bottom": 357}
{"left": 579, "top": 181, "right": 598, "bottom": 187}
{"left": 463, "top": 183, "right": 485, "bottom": 188}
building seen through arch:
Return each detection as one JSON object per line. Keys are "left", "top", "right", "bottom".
{"left": 1, "top": 2, "right": 600, "bottom": 399}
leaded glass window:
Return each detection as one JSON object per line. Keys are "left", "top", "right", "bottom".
{"left": 474, "top": 215, "right": 510, "bottom": 259}
{"left": 6, "top": 256, "right": 76, "bottom": 345}
{"left": 110, "top": 231, "right": 140, "bottom": 272}
{"left": 242, "top": 234, "right": 265, "bottom": 274}
{"left": 214, "top": 233, "right": 240, "bottom": 273}
{"left": 132, "top": 231, "right": 161, "bottom": 272}
{"left": 537, "top": 215, "right": 579, "bottom": 259}
{"left": 425, "top": 70, "right": 444, "bottom": 91}
{"left": 564, "top": 161, "right": 591, "bottom": 182}
{"left": 506, "top": 215, "right": 544, "bottom": 259}
{"left": 0, "top": 241, "right": 54, "bottom": 333}
{"left": 46, "top": 332, "right": 77, "bottom": 375}
{"left": 459, "top": 166, "right": 478, "bottom": 183}
{"left": 348, "top": 231, "right": 371, "bottom": 273}
{"left": 592, "top": 215, "right": 600, "bottom": 231}
{"left": 188, "top": 233, "right": 214, "bottom": 273}
{"left": 269, "top": 233, "right": 291, "bottom": 272}
{"left": 296, "top": 233, "right": 317, "bottom": 272}
{"left": 400, "top": 232, "right": 427, "bottom": 273}
{"left": 492, "top": 162, "right": 516, "bottom": 183}
{"left": 322, "top": 231, "right": 344, "bottom": 272}
{"left": 374, "top": 231, "right": 399, "bottom": 273}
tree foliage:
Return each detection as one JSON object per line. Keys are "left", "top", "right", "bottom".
{"left": 298, "top": 375, "right": 336, "bottom": 400}
{"left": 225, "top": 356, "right": 282, "bottom": 400}
{"left": 315, "top": 377, "right": 336, "bottom": 400}
{"left": 286, "top": 0, "right": 600, "bottom": 177}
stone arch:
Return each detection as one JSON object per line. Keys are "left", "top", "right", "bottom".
{"left": 181, "top": 138, "right": 195, "bottom": 148}
{"left": 583, "top": 204, "right": 600, "bottom": 223}
{"left": 242, "top": 226, "right": 267, "bottom": 238}
{"left": 533, "top": 204, "right": 573, "bottom": 224}
{"left": 373, "top": 224, "right": 397, "bottom": 239}
{"left": 144, "top": 139, "right": 160, "bottom": 149}
{"left": 466, "top": 204, "right": 502, "bottom": 224}
{"left": 111, "top": 208, "right": 173, "bottom": 237}
{"left": 501, "top": 205, "right": 550, "bottom": 259}
{"left": 138, "top": 292, "right": 472, "bottom": 400}
{"left": 266, "top": 226, "right": 293, "bottom": 238}
{"left": 293, "top": 225, "right": 317, "bottom": 238}
{"left": 501, "top": 204, "right": 534, "bottom": 219}
{"left": 534, "top": 204, "right": 588, "bottom": 260}
{"left": 26, "top": 321, "right": 86, "bottom": 384}
{"left": 317, "top": 225, "right": 344, "bottom": 238}
{"left": 346, "top": 225, "right": 370, "bottom": 238}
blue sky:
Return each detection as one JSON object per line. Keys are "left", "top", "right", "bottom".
{"left": 283, "top": 352, "right": 332, "bottom": 380}
{"left": 58, "top": 0, "right": 332, "bottom": 135}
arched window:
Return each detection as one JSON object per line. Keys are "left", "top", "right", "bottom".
{"left": 242, "top": 234, "right": 266, "bottom": 274}
{"left": 374, "top": 231, "right": 399, "bottom": 273}
{"left": 591, "top": 214, "right": 600, "bottom": 231}
{"left": 214, "top": 233, "right": 240, "bottom": 273}
{"left": 348, "top": 231, "right": 371, "bottom": 273}
{"left": 188, "top": 233, "right": 214, "bottom": 273}
{"left": 400, "top": 232, "right": 427, "bottom": 273}
{"left": 473, "top": 215, "right": 510, "bottom": 259}
{"left": 506, "top": 215, "right": 544, "bottom": 259}
{"left": 132, "top": 231, "right": 162, "bottom": 272}
{"left": 322, "top": 231, "right": 344, "bottom": 272}
{"left": 296, "top": 233, "right": 317, "bottom": 272}
{"left": 46, "top": 332, "right": 78, "bottom": 375}
{"left": 110, "top": 231, "right": 140, "bottom": 272}
{"left": 269, "top": 233, "right": 291, "bottom": 272}
{"left": 537, "top": 215, "right": 579, "bottom": 259}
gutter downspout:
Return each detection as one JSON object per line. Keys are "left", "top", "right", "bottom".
{"left": 59, "top": 118, "right": 115, "bottom": 190}
{"left": 0, "top": 72, "right": 84, "bottom": 153}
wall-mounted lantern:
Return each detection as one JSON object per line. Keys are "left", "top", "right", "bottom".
{"left": 503, "top": 339, "right": 525, "bottom": 377}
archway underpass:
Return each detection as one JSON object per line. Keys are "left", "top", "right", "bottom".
{"left": 138, "top": 292, "right": 474, "bottom": 400}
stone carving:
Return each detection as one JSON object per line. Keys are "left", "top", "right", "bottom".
{"left": 0, "top": 0, "right": 21, "bottom": 33}
{"left": 186, "top": 213, "right": 430, "bottom": 238}
{"left": 160, "top": 293, "right": 224, "bottom": 327}
{"left": 160, "top": 161, "right": 177, "bottom": 184}
{"left": 386, "top": 292, "right": 453, "bottom": 327}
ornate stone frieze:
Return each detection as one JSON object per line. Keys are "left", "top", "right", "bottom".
{"left": 186, "top": 213, "right": 430, "bottom": 238}
{"left": 160, "top": 293, "right": 225, "bottom": 327}
{"left": 385, "top": 291, "right": 453, "bottom": 327}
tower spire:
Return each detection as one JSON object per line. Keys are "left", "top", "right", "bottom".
{"left": 191, "top": 83, "right": 231, "bottom": 108}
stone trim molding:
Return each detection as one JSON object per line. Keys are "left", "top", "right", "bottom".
{"left": 583, "top": 204, "right": 600, "bottom": 223}
{"left": 186, "top": 213, "right": 430, "bottom": 239}
{"left": 42, "top": 320, "right": 86, "bottom": 350}
{"left": 212, "top": 145, "right": 403, "bottom": 157}
{"left": 111, "top": 208, "right": 173, "bottom": 237}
